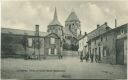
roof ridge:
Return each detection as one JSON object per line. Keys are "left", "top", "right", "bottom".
{"left": 87, "top": 23, "right": 111, "bottom": 35}
{"left": 1, "top": 27, "right": 47, "bottom": 33}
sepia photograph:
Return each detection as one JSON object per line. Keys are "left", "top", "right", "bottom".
{"left": 1, "top": 0, "right": 128, "bottom": 79}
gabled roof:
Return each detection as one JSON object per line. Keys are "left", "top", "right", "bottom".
{"left": 91, "top": 23, "right": 128, "bottom": 40}
{"left": 87, "top": 23, "right": 112, "bottom": 41}
{"left": 45, "top": 33, "right": 60, "bottom": 39}
{"left": 66, "top": 11, "right": 79, "bottom": 22}
{"left": 1, "top": 28, "right": 48, "bottom": 37}
{"left": 78, "top": 34, "right": 86, "bottom": 41}
{"left": 48, "top": 8, "right": 62, "bottom": 26}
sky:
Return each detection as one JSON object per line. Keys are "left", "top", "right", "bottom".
{"left": 1, "top": 0, "right": 128, "bottom": 34}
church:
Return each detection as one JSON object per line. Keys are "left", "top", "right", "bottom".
{"left": 47, "top": 8, "right": 82, "bottom": 51}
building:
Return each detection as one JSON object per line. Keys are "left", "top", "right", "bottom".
{"left": 87, "top": 22, "right": 112, "bottom": 63}
{"left": 111, "top": 23, "right": 127, "bottom": 64}
{"left": 1, "top": 25, "right": 61, "bottom": 59}
{"left": 47, "top": 8, "right": 63, "bottom": 37}
{"left": 87, "top": 22, "right": 127, "bottom": 65}
{"left": 47, "top": 8, "right": 63, "bottom": 53}
{"left": 47, "top": 8, "right": 82, "bottom": 51}
{"left": 44, "top": 33, "right": 61, "bottom": 58}
{"left": 1, "top": 27, "right": 46, "bottom": 57}
{"left": 78, "top": 32, "right": 88, "bottom": 56}
{"left": 63, "top": 11, "right": 82, "bottom": 50}
{"left": 64, "top": 11, "right": 81, "bottom": 38}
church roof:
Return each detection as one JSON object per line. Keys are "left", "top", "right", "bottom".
{"left": 66, "top": 11, "right": 79, "bottom": 22}
{"left": 48, "top": 8, "right": 62, "bottom": 26}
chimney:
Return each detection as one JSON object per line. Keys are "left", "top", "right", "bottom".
{"left": 97, "top": 24, "right": 100, "bottom": 28}
{"left": 115, "top": 19, "right": 117, "bottom": 27}
{"left": 35, "top": 25, "right": 39, "bottom": 31}
{"left": 84, "top": 32, "right": 87, "bottom": 35}
{"left": 104, "top": 22, "right": 107, "bottom": 25}
{"left": 35, "top": 25, "right": 39, "bottom": 36}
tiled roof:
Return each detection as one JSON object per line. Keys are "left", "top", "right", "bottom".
{"left": 1, "top": 28, "right": 48, "bottom": 37}
{"left": 87, "top": 23, "right": 112, "bottom": 41}
{"left": 91, "top": 23, "right": 128, "bottom": 40}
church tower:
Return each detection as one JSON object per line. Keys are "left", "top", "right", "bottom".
{"left": 62, "top": 11, "right": 81, "bottom": 50}
{"left": 65, "top": 11, "right": 81, "bottom": 38}
{"left": 47, "top": 8, "right": 63, "bottom": 37}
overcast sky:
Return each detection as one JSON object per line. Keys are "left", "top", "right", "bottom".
{"left": 1, "top": 0, "right": 128, "bottom": 34}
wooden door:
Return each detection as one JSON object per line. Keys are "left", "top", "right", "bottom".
{"left": 116, "top": 39, "right": 124, "bottom": 65}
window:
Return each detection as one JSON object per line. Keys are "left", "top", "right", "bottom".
{"left": 121, "top": 29, "right": 124, "bottom": 34}
{"left": 55, "top": 49, "right": 57, "bottom": 55}
{"left": 28, "top": 38, "right": 33, "bottom": 47}
{"left": 101, "top": 36, "right": 103, "bottom": 41}
{"left": 103, "top": 49, "right": 107, "bottom": 57}
{"left": 51, "top": 48, "right": 55, "bottom": 54}
{"left": 95, "top": 40, "right": 96, "bottom": 44}
{"left": 49, "top": 48, "right": 55, "bottom": 55}
{"left": 50, "top": 38, "right": 55, "bottom": 44}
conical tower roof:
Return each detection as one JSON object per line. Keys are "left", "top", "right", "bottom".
{"left": 66, "top": 11, "right": 79, "bottom": 22}
{"left": 49, "top": 8, "right": 62, "bottom": 26}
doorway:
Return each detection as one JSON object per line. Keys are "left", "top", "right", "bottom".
{"left": 116, "top": 39, "right": 124, "bottom": 65}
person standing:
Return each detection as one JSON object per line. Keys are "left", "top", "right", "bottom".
{"left": 85, "top": 52, "right": 89, "bottom": 62}
{"left": 90, "top": 53, "right": 94, "bottom": 63}
{"left": 80, "top": 51, "right": 83, "bottom": 62}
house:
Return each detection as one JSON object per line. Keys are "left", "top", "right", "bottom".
{"left": 93, "top": 23, "right": 127, "bottom": 64}
{"left": 113, "top": 23, "right": 127, "bottom": 65}
{"left": 87, "top": 22, "right": 127, "bottom": 64}
{"left": 44, "top": 33, "right": 61, "bottom": 57}
{"left": 87, "top": 22, "right": 112, "bottom": 63}
{"left": 1, "top": 27, "right": 47, "bottom": 57}
{"left": 1, "top": 25, "right": 61, "bottom": 59}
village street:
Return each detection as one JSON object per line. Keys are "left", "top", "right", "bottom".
{"left": 1, "top": 54, "right": 127, "bottom": 79}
